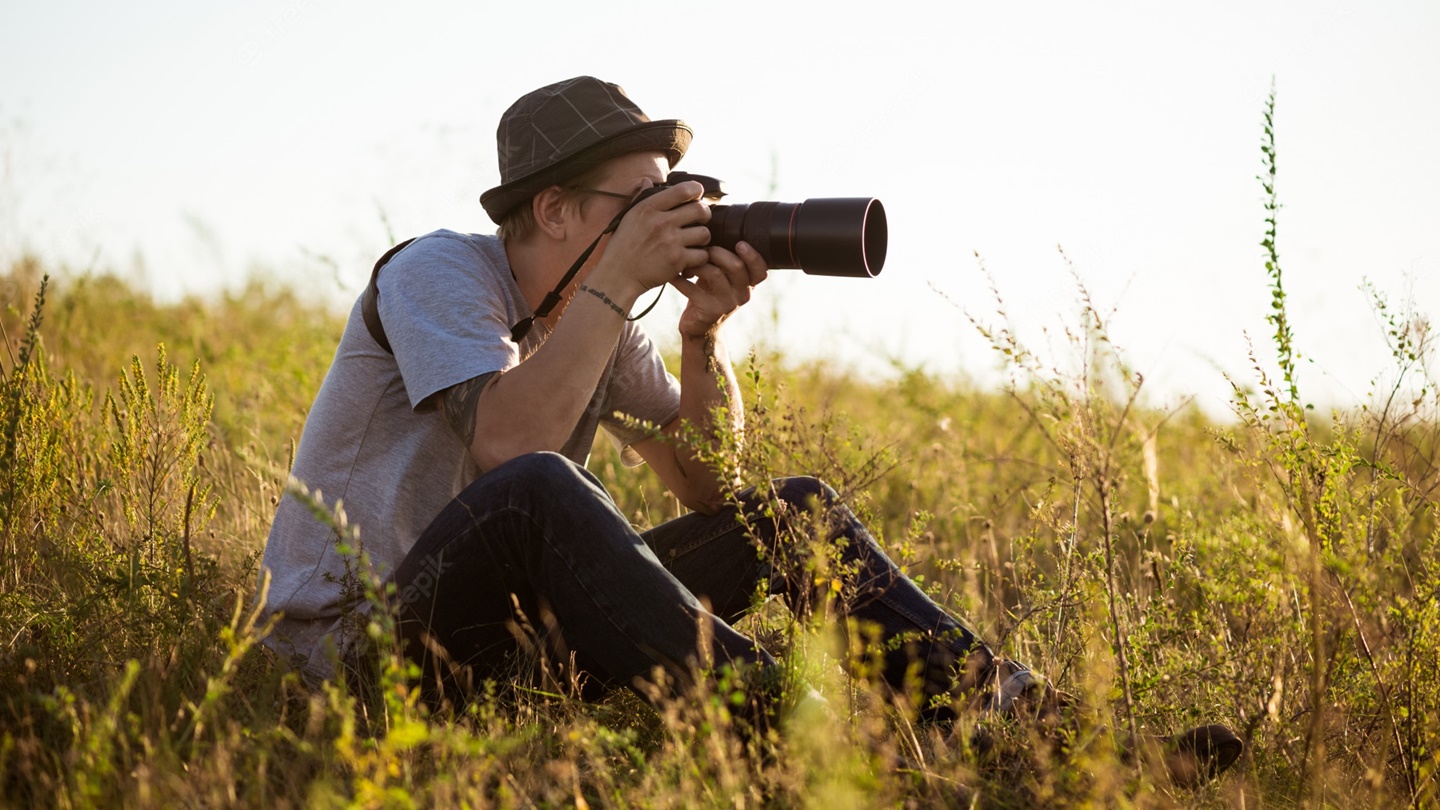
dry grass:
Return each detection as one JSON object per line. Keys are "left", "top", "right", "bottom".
{"left": 1, "top": 93, "right": 1436, "bottom": 808}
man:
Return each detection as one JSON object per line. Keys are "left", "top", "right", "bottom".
{"left": 256, "top": 76, "right": 1240, "bottom": 781}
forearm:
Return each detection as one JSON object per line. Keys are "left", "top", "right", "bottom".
{"left": 674, "top": 327, "right": 744, "bottom": 504}
{"left": 469, "top": 274, "right": 639, "bottom": 469}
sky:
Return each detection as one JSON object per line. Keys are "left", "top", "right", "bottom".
{"left": 2, "top": 0, "right": 1437, "bottom": 416}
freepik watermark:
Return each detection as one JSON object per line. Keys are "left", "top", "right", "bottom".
{"left": 398, "top": 548, "right": 453, "bottom": 606}
{"left": 234, "top": 0, "right": 323, "bottom": 68}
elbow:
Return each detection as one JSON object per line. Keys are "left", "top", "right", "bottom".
{"left": 470, "top": 429, "right": 570, "bottom": 473}
{"left": 676, "top": 486, "right": 727, "bottom": 516}
{"left": 469, "top": 433, "right": 514, "bottom": 471}
{"left": 668, "top": 452, "right": 731, "bottom": 515}
{"left": 471, "top": 444, "right": 515, "bottom": 474}
{"left": 680, "top": 499, "right": 723, "bottom": 516}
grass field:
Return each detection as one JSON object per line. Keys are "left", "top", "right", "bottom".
{"left": 1, "top": 95, "right": 1436, "bottom": 808}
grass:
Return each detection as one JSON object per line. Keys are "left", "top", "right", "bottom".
{"left": 1, "top": 92, "right": 1437, "bottom": 808}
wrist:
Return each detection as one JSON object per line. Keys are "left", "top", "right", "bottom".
{"left": 679, "top": 324, "right": 721, "bottom": 344}
{"left": 586, "top": 263, "right": 645, "bottom": 307}
{"left": 575, "top": 284, "right": 627, "bottom": 319}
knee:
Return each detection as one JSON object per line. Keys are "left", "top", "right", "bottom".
{"left": 770, "top": 476, "right": 839, "bottom": 513}
{"left": 757, "top": 477, "right": 850, "bottom": 544}
{"left": 479, "top": 451, "right": 599, "bottom": 504}
{"left": 496, "top": 451, "right": 581, "bottom": 477}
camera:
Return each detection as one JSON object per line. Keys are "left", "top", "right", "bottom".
{"left": 633, "top": 172, "right": 887, "bottom": 278}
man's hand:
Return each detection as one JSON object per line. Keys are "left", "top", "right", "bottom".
{"left": 671, "top": 241, "right": 769, "bottom": 340}
{"left": 591, "top": 181, "right": 713, "bottom": 301}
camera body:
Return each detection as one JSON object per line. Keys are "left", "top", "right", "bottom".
{"left": 634, "top": 172, "right": 887, "bottom": 278}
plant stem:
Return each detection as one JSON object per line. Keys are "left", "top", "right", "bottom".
{"left": 1100, "top": 485, "right": 1139, "bottom": 748}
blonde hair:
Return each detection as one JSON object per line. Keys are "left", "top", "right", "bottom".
{"left": 496, "top": 162, "right": 614, "bottom": 243}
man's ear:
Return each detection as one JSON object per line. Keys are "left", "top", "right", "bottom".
{"left": 531, "top": 186, "right": 570, "bottom": 240}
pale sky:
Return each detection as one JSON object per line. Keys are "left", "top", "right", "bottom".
{"left": 2, "top": 0, "right": 1437, "bottom": 415}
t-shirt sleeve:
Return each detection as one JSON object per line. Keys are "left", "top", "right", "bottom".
{"left": 599, "top": 323, "right": 681, "bottom": 466}
{"left": 376, "top": 234, "right": 519, "bottom": 411}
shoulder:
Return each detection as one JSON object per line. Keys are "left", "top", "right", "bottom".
{"left": 375, "top": 230, "right": 516, "bottom": 309}
{"left": 365, "top": 230, "right": 523, "bottom": 409}
{"left": 385, "top": 230, "right": 508, "bottom": 277}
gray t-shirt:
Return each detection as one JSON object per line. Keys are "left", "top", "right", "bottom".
{"left": 256, "top": 229, "right": 680, "bottom": 678}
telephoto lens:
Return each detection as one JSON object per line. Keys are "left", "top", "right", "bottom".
{"left": 705, "top": 198, "right": 887, "bottom": 278}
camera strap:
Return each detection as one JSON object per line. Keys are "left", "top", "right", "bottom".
{"left": 360, "top": 237, "right": 417, "bottom": 354}
{"left": 506, "top": 203, "right": 665, "bottom": 342}
{"left": 506, "top": 210, "right": 620, "bottom": 343}
{"left": 363, "top": 203, "right": 665, "bottom": 354}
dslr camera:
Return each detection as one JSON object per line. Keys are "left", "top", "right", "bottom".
{"left": 632, "top": 172, "right": 887, "bottom": 278}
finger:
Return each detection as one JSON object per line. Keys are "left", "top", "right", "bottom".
{"left": 639, "top": 181, "right": 704, "bottom": 211}
{"left": 673, "top": 265, "right": 721, "bottom": 298}
{"left": 690, "top": 264, "right": 730, "bottom": 291}
{"left": 673, "top": 179, "right": 705, "bottom": 201}
{"left": 681, "top": 222, "right": 712, "bottom": 247}
{"left": 681, "top": 246, "right": 711, "bottom": 269}
{"left": 639, "top": 186, "right": 711, "bottom": 230}
{"left": 705, "top": 244, "right": 744, "bottom": 271}
{"left": 668, "top": 275, "right": 701, "bottom": 299}
{"left": 669, "top": 275, "right": 730, "bottom": 313}
{"left": 694, "top": 264, "right": 749, "bottom": 307}
{"left": 735, "top": 241, "right": 770, "bottom": 287}
{"left": 705, "top": 246, "right": 752, "bottom": 292}
{"left": 668, "top": 198, "right": 711, "bottom": 227}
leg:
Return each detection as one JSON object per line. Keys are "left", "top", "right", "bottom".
{"left": 642, "top": 478, "right": 1245, "bottom": 783}
{"left": 389, "top": 452, "right": 773, "bottom": 709}
{"left": 643, "top": 476, "right": 996, "bottom": 720}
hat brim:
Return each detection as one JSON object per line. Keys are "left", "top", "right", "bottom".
{"left": 480, "top": 119, "right": 692, "bottom": 225}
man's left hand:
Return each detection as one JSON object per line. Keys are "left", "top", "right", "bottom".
{"left": 671, "top": 241, "right": 769, "bottom": 339}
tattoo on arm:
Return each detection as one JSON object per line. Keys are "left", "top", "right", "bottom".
{"left": 703, "top": 333, "right": 719, "bottom": 374}
{"left": 442, "top": 371, "right": 498, "bottom": 447}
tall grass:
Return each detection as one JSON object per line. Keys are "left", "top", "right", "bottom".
{"left": 1, "top": 93, "right": 1437, "bottom": 808}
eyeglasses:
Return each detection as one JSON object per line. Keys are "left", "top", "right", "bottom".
{"left": 566, "top": 186, "right": 634, "bottom": 201}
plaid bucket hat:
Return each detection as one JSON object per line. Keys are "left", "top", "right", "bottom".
{"left": 479, "top": 76, "right": 692, "bottom": 224}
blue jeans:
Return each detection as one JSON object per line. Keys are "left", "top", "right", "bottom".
{"left": 390, "top": 452, "right": 994, "bottom": 717}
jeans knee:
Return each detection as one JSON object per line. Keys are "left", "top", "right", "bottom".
{"left": 771, "top": 476, "right": 838, "bottom": 513}
{"left": 757, "top": 477, "right": 851, "bottom": 553}
{"left": 473, "top": 451, "right": 599, "bottom": 507}
{"left": 500, "top": 450, "right": 581, "bottom": 478}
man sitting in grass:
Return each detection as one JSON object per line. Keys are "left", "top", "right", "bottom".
{"left": 255, "top": 75, "right": 1241, "bottom": 784}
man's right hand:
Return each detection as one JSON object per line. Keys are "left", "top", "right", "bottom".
{"left": 591, "top": 181, "right": 712, "bottom": 299}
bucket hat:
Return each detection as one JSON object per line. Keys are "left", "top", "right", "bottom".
{"left": 479, "top": 76, "right": 692, "bottom": 224}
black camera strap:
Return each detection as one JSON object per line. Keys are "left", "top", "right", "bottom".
{"left": 361, "top": 201, "right": 662, "bottom": 354}
{"left": 509, "top": 194, "right": 680, "bottom": 341}
{"left": 506, "top": 207, "right": 625, "bottom": 343}
{"left": 361, "top": 237, "right": 417, "bottom": 355}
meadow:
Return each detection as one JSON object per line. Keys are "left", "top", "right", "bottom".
{"left": 1, "top": 96, "right": 1437, "bottom": 808}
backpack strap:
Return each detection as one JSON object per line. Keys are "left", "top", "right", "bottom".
{"left": 361, "top": 237, "right": 417, "bottom": 354}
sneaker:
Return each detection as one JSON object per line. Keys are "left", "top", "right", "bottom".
{"left": 978, "top": 657, "right": 1074, "bottom": 728}
{"left": 1136, "top": 723, "right": 1244, "bottom": 787}
{"left": 971, "top": 658, "right": 1243, "bottom": 787}
{"left": 785, "top": 685, "right": 833, "bottom": 728}
{"left": 948, "top": 657, "right": 1077, "bottom": 759}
